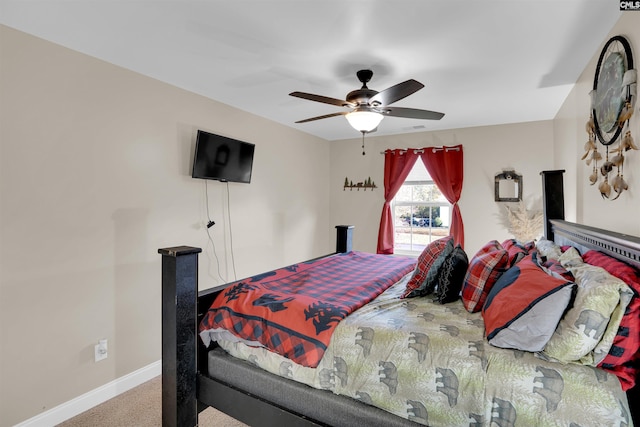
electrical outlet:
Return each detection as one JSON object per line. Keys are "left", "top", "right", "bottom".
{"left": 94, "top": 339, "right": 108, "bottom": 362}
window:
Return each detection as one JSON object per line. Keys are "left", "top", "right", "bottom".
{"left": 392, "top": 161, "right": 452, "bottom": 255}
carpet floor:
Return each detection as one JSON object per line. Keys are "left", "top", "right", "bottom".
{"left": 57, "top": 376, "right": 248, "bottom": 427}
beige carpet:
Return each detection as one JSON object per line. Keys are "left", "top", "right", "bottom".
{"left": 57, "top": 376, "right": 248, "bottom": 427}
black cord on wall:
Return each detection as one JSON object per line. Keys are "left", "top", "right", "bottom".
{"left": 205, "top": 180, "right": 226, "bottom": 283}
{"left": 226, "top": 181, "right": 238, "bottom": 282}
{"left": 204, "top": 180, "right": 238, "bottom": 283}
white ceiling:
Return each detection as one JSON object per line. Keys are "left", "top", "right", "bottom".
{"left": 0, "top": 1, "right": 622, "bottom": 141}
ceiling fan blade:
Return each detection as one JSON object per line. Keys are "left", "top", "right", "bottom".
{"left": 289, "top": 91, "right": 353, "bottom": 107}
{"left": 369, "top": 79, "right": 424, "bottom": 106}
{"left": 382, "top": 106, "right": 444, "bottom": 120}
{"left": 295, "top": 111, "right": 348, "bottom": 123}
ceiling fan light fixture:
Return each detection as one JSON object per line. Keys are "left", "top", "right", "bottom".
{"left": 345, "top": 110, "right": 384, "bottom": 132}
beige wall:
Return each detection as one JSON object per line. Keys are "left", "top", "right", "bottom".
{"left": 330, "top": 120, "right": 555, "bottom": 257}
{"left": 331, "top": 13, "right": 640, "bottom": 256}
{"left": 2, "top": 11, "right": 640, "bottom": 427}
{"left": 0, "top": 25, "right": 331, "bottom": 426}
{"left": 554, "top": 13, "right": 640, "bottom": 236}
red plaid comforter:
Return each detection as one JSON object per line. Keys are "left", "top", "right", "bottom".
{"left": 199, "top": 251, "right": 416, "bottom": 367}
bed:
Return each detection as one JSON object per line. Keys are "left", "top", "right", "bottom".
{"left": 159, "top": 170, "right": 639, "bottom": 427}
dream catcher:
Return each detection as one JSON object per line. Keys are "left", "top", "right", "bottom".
{"left": 583, "top": 35, "right": 638, "bottom": 200}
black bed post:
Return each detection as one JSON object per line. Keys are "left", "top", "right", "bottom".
{"left": 158, "top": 245, "right": 202, "bottom": 427}
{"left": 336, "top": 225, "right": 354, "bottom": 253}
{"left": 540, "top": 170, "right": 565, "bottom": 241}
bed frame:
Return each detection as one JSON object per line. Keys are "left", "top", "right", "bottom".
{"left": 159, "top": 170, "right": 639, "bottom": 426}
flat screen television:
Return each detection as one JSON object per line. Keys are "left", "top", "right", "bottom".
{"left": 192, "top": 130, "right": 255, "bottom": 183}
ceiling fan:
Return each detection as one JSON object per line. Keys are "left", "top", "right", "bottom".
{"left": 289, "top": 69, "right": 444, "bottom": 134}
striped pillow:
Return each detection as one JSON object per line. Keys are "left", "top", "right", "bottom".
{"left": 461, "top": 240, "right": 509, "bottom": 312}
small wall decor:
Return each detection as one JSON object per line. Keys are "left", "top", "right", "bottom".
{"left": 344, "top": 177, "right": 377, "bottom": 191}
{"left": 494, "top": 170, "right": 522, "bottom": 202}
{"left": 584, "top": 35, "right": 638, "bottom": 200}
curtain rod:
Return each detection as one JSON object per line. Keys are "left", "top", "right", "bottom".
{"left": 380, "top": 146, "right": 461, "bottom": 155}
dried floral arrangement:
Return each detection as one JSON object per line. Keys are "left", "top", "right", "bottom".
{"left": 504, "top": 201, "right": 544, "bottom": 243}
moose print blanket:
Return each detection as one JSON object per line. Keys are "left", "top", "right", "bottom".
{"left": 199, "top": 251, "right": 416, "bottom": 367}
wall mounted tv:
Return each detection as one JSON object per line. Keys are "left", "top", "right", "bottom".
{"left": 192, "top": 130, "right": 255, "bottom": 183}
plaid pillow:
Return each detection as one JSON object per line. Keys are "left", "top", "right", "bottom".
{"left": 542, "top": 257, "right": 574, "bottom": 281}
{"left": 462, "top": 240, "right": 509, "bottom": 312}
{"left": 501, "top": 238, "right": 528, "bottom": 266}
{"left": 582, "top": 250, "right": 640, "bottom": 391}
{"left": 402, "top": 236, "right": 454, "bottom": 298}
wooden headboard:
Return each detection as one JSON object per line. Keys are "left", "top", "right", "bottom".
{"left": 550, "top": 219, "right": 640, "bottom": 269}
{"left": 540, "top": 170, "right": 639, "bottom": 424}
{"left": 540, "top": 170, "right": 640, "bottom": 268}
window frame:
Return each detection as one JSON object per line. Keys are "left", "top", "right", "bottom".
{"left": 392, "top": 179, "right": 452, "bottom": 256}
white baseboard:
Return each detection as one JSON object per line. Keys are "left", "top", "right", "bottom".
{"left": 15, "top": 360, "right": 161, "bottom": 427}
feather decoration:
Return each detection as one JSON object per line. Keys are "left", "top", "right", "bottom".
{"left": 617, "top": 102, "right": 633, "bottom": 127}
{"left": 599, "top": 177, "right": 611, "bottom": 199}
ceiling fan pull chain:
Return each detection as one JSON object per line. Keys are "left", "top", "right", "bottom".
{"left": 362, "top": 131, "right": 366, "bottom": 155}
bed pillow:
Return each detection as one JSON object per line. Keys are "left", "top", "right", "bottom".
{"left": 501, "top": 238, "right": 528, "bottom": 266}
{"left": 581, "top": 250, "right": 640, "bottom": 390}
{"left": 461, "top": 240, "right": 509, "bottom": 312}
{"left": 402, "top": 236, "right": 454, "bottom": 298}
{"left": 433, "top": 244, "right": 468, "bottom": 304}
{"left": 536, "top": 238, "right": 563, "bottom": 261}
{"left": 482, "top": 252, "right": 576, "bottom": 352}
{"left": 543, "top": 249, "right": 634, "bottom": 366}
{"left": 557, "top": 246, "right": 583, "bottom": 269}
{"left": 542, "top": 257, "right": 574, "bottom": 281}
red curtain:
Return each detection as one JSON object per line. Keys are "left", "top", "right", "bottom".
{"left": 376, "top": 150, "right": 419, "bottom": 254}
{"left": 376, "top": 145, "right": 465, "bottom": 254}
{"left": 420, "top": 144, "right": 465, "bottom": 248}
